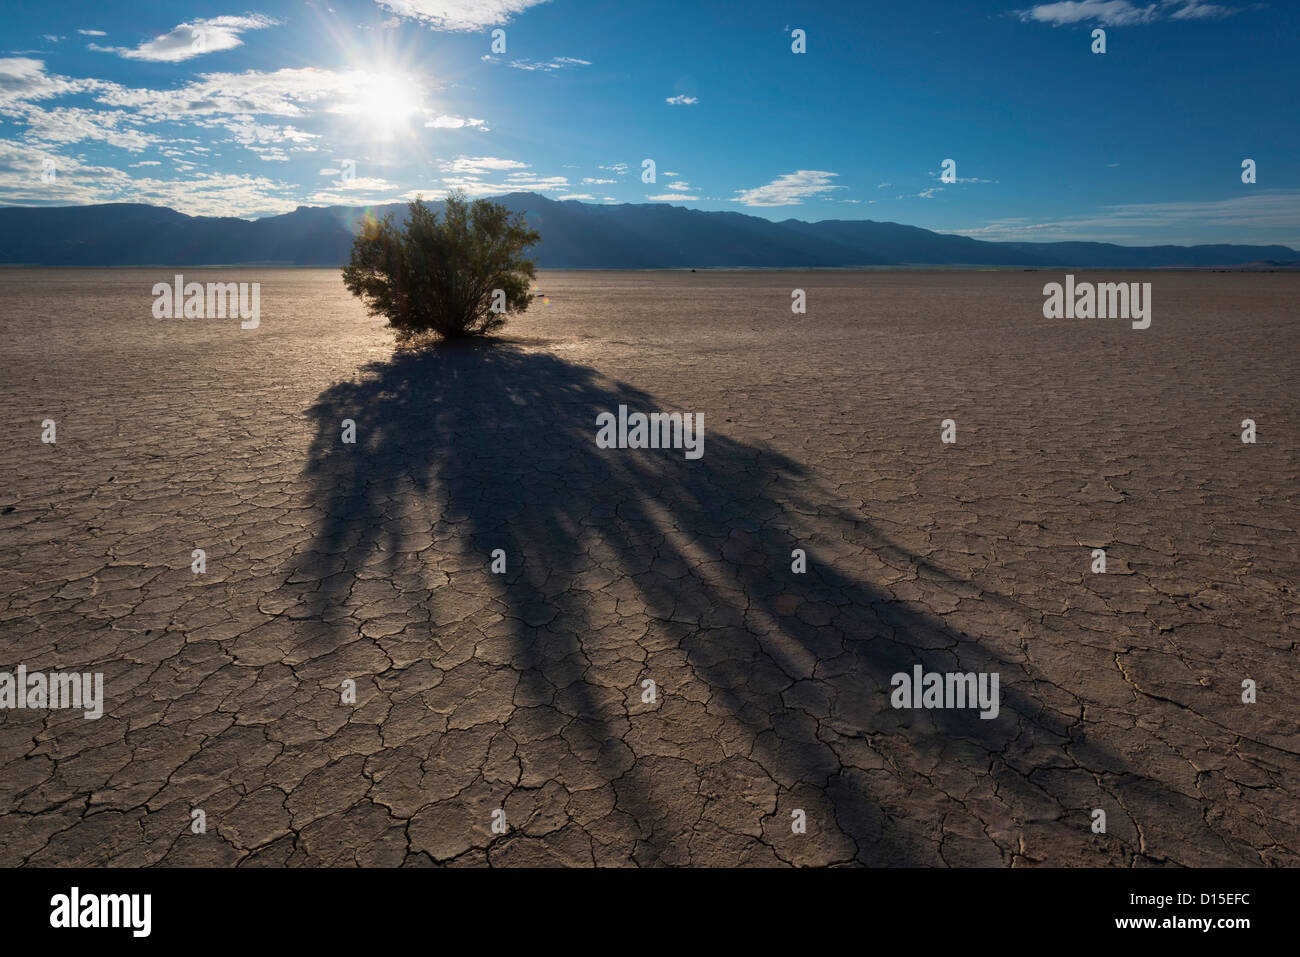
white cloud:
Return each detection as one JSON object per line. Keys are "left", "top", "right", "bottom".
{"left": 732, "top": 170, "right": 843, "bottom": 207}
{"left": 309, "top": 188, "right": 405, "bottom": 205}
{"left": 1169, "top": 0, "right": 1236, "bottom": 18}
{"left": 218, "top": 117, "right": 316, "bottom": 147}
{"left": 1016, "top": 1, "right": 1239, "bottom": 27}
{"left": 375, "top": 0, "right": 551, "bottom": 31}
{"left": 0, "top": 139, "right": 297, "bottom": 216}
{"left": 555, "top": 193, "right": 594, "bottom": 200}
{"left": 94, "top": 68, "right": 353, "bottom": 117}
{"left": 951, "top": 190, "right": 1300, "bottom": 243}
{"left": 581, "top": 177, "right": 615, "bottom": 184}
{"left": 665, "top": 95, "right": 697, "bottom": 105}
{"left": 0, "top": 58, "right": 448, "bottom": 207}
{"left": 504, "top": 56, "right": 590, "bottom": 72}
{"left": 426, "top": 114, "right": 489, "bottom": 129}
{"left": 334, "top": 175, "right": 399, "bottom": 191}
{"left": 91, "top": 67, "right": 434, "bottom": 129}
{"left": 0, "top": 141, "right": 130, "bottom": 205}
{"left": 15, "top": 105, "right": 155, "bottom": 151}
{"left": 665, "top": 181, "right": 692, "bottom": 192}
{"left": 928, "top": 168, "right": 997, "bottom": 184}
{"left": 0, "top": 61, "right": 425, "bottom": 165}
{"left": 419, "top": 180, "right": 494, "bottom": 197}
{"left": 441, "top": 155, "right": 527, "bottom": 174}
{"left": 77, "top": 29, "right": 107, "bottom": 37}
{"left": 646, "top": 193, "right": 698, "bottom": 201}
{"left": 0, "top": 62, "right": 155, "bottom": 152}
{"left": 89, "top": 15, "right": 279, "bottom": 63}
{"left": 1097, "top": 190, "right": 1300, "bottom": 230}
{"left": 1018, "top": 1, "right": 1160, "bottom": 25}
{"left": 135, "top": 172, "right": 300, "bottom": 216}
{"left": 430, "top": 167, "right": 568, "bottom": 197}
{"left": 503, "top": 172, "right": 569, "bottom": 190}
{"left": 0, "top": 58, "right": 101, "bottom": 109}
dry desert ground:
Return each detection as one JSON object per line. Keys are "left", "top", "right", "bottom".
{"left": 1, "top": 267, "right": 1297, "bottom": 866}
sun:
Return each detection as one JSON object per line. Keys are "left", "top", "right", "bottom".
{"left": 355, "top": 73, "right": 421, "bottom": 138}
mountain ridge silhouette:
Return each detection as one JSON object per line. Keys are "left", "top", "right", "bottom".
{"left": 2, "top": 192, "right": 1295, "bottom": 268}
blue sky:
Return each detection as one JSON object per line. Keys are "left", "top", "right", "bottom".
{"left": 2, "top": 0, "right": 1296, "bottom": 244}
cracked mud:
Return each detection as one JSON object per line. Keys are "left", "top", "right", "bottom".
{"left": 1, "top": 269, "right": 1297, "bottom": 867}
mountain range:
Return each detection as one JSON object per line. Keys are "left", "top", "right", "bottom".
{"left": 1, "top": 192, "right": 1295, "bottom": 269}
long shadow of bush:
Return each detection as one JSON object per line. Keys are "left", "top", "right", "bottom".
{"left": 291, "top": 342, "right": 1140, "bottom": 865}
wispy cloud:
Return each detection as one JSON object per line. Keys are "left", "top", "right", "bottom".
{"left": 440, "top": 155, "right": 527, "bottom": 174}
{"left": 311, "top": 191, "right": 406, "bottom": 206}
{"left": 89, "top": 66, "right": 429, "bottom": 125}
{"left": 424, "top": 156, "right": 571, "bottom": 197}
{"left": 928, "top": 168, "right": 997, "bottom": 184}
{"left": 951, "top": 190, "right": 1300, "bottom": 243}
{"left": 1167, "top": 0, "right": 1241, "bottom": 19}
{"left": 0, "top": 139, "right": 297, "bottom": 216}
{"left": 14, "top": 105, "right": 155, "bottom": 151}
{"left": 732, "top": 170, "right": 843, "bottom": 207}
{"left": 307, "top": 173, "right": 402, "bottom": 204}
{"left": 428, "top": 173, "right": 570, "bottom": 197}
{"left": 426, "top": 114, "right": 489, "bottom": 130}
{"left": 0, "top": 57, "right": 101, "bottom": 109}
{"left": 88, "top": 15, "right": 279, "bottom": 63}
{"left": 665, "top": 94, "right": 698, "bottom": 105}
{"left": 503, "top": 172, "right": 568, "bottom": 190}
{"left": 1098, "top": 190, "right": 1300, "bottom": 229}
{"left": 1015, "top": 1, "right": 1241, "bottom": 27}
{"left": 376, "top": 0, "right": 551, "bottom": 31}
{"left": 494, "top": 56, "right": 590, "bottom": 71}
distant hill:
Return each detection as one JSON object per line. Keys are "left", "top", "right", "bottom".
{"left": 1, "top": 192, "right": 1294, "bottom": 268}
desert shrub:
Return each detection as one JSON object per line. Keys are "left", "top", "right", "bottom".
{"left": 342, "top": 190, "right": 540, "bottom": 342}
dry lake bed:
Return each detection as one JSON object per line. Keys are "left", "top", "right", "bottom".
{"left": 1, "top": 267, "right": 1297, "bottom": 866}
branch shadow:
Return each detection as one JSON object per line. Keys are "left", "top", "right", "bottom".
{"left": 289, "top": 341, "right": 1142, "bottom": 866}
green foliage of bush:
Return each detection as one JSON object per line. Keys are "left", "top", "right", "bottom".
{"left": 343, "top": 190, "right": 540, "bottom": 343}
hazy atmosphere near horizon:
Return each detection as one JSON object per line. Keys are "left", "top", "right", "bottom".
{"left": 1, "top": 0, "right": 1298, "bottom": 916}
